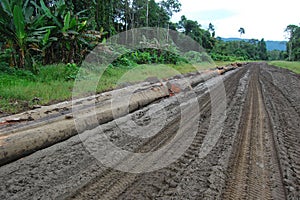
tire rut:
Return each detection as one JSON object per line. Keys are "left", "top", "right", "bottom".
{"left": 116, "top": 67, "right": 248, "bottom": 199}
{"left": 68, "top": 69, "right": 246, "bottom": 199}
{"left": 223, "top": 65, "right": 286, "bottom": 199}
{"left": 260, "top": 65, "right": 300, "bottom": 199}
{"left": 68, "top": 94, "right": 203, "bottom": 199}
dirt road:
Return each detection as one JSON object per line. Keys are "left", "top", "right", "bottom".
{"left": 0, "top": 63, "right": 299, "bottom": 199}
{"left": 223, "top": 66, "right": 286, "bottom": 199}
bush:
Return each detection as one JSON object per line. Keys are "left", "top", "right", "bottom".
{"left": 0, "top": 62, "right": 14, "bottom": 74}
{"left": 64, "top": 63, "right": 80, "bottom": 81}
{"left": 210, "top": 53, "right": 243, "bottom": 62}
{"left": 0, "top": 49, "right": 13, "bottom": 65}
{"left": 184, "top": 51, "right": 202, "bottom": 63}
{"left": 112, "top": 49, "right": 186, "bottom": 67}
{"left": 129, "top": 51, "right": 152, "bottom": 64}
{"left": 161, "top": 51, "right": 186, "bottom": 64}
{"left": 112, "top": 56, "right": 136, "bottom": 68}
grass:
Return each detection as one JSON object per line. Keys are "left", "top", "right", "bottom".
{"left": 4, "top": 60, "right": 296, "bottom": 115}
{"left": 268, "top": 61, "right": 300, "bottom": 74}
{"left": 0, "top": 65, "right": 75, "bottom": 113}
{"left": 0, "top": 62, "right": 213, "bottom": 114}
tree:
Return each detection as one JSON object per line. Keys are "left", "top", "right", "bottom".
{"left": 146, "top": 0, "right": 149, "bottom": 26}
{"left": 208, "top": 22, "right": 215, "bottom": 37}
{"left": 96, "top": 0, "right": 115, "bottom": 36}
{"left": 160, "top": 0, "right": 181, "bottom": 17}
{"left": 178, "top": 15, "right": 214, "bottom": 50}
{"left": 268, "top": 50, "right": 285, "bottom": 60}
{"left": 211, "top": 38, "right": 269, "bottom": 61}
{"left": 258, "top": 38, "right": 268, "bottom": 60}
{"left": 148, "top": 0, "right": 169, "bottom": 27}
{"left": 285, "top": 24, "right": 298, "bottom": 61}
{"left": 238, "top": 27, "right": 245, "bottom": 38}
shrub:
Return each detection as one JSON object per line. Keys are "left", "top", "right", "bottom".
{"left": 65, "top": 63, "right": 80, "bottom": 81}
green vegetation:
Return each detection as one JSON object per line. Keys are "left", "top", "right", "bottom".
{"left": 0, "top": 0, "right": 299, "bottom": 114}
{"left": 177, "top": 15, "right": 215, "bottom": 50}
{"left": 285, "top": 24, "right": 300, "bottom": 61}
{"left": 211, "top": 38, "right": 268, "bottom": 61}
{"left": 0, "top": 0, "right": 102, "bottom": 70}
{"left": 0, "top": 0, "right": 274, "bottom": 70}
{"left": 0, "top": 0, "right": 183, "bottom": 70}
{"left": 0, "top": 64, "right": 77, "bottom": 113}
{"left": 269, "top": 61, "right": 300, "bottom": 74}
{"left": 267, "top": 50, "right": 285, "bottom": 61}
{"left": 0, "top": 62, "right": 204, "bottom": 114}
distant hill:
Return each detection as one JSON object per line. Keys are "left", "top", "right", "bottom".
{"left": 221, "top": 38, "right": 287, "bottom": 51}
{"left": 266, "top": 41, "right": 287, "bottom": 51}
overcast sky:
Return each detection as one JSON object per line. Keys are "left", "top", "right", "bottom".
{"left": 171, "top": 0, "right": 300, "bottom": 41}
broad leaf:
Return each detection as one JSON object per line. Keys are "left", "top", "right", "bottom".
{"left": 40, "top": 0, "right": 62, "bottom": 27}
{"left": 0, "top": 5, "right": 11, "bottom": 25}
{"left": 31, "top": 15, "right": 47, "bottom": 28}
{"left": 1, "top": 0, "right": 13, "bottom": 15}
{"left": 40, "top": 0, "right": 52, "bottom": 18}
{"left": 69, "top": 18, "right": 77, "bottom": 30}
{"left": 13, "top": 5, "right": 26, "bottom": 41}
{"left": 78, "top": 21, "right": 87, "bottom": 32}
{"left": 65, "top": 42, "right": 71, "bottom": 51}
{"left": 76, "top": 9, "right": 88, "bottom": 16}
{"left": 42, "top": 29, "right": 51, "bottom": 46}
{"left": 23, "top": 0, "right": 31, "bottom": 12}
{"left": 35, "top": 26, "right": 56, "bottom": 31}
{"left": 24, "top": 6, "right": 34, "bottom": 22}
{"left": 67, "top": 30, "right": 79, "bottom": 35}
{"left": 62, "top": 11, "right": 70, "bottom": 32}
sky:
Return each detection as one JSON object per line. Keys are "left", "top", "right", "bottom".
{"left": 171, "top": 0, "right": 300, "bottom": 41}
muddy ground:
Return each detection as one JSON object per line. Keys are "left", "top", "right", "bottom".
{"left": 0, "top": 63, "right": 299, "bottom": 199}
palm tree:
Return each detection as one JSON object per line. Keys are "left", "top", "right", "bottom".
{"left": 208, "top": 22, "right": 215, "bottom": 37}
{"left": 238, "top": 27, "right": 245, "bottom": 38}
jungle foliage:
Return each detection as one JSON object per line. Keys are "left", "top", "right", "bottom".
{"left": 0, "top": 0, "right": 290, "bottom": 72}
{"left": 285, "top": 24, "right": 300, "bottom": 61}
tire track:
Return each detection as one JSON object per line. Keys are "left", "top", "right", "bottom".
{"left": 69, "top": 69, "right": 247, "bottom": 199}
{"left": 223, "top": 65, "right": 286, "bottom": 199}
{"left": 116, "top": 68, "right": 248, "bottom": 199}
{"left": 68, "top": 92, "right": 205, "bottom": 199}
{"left": 1, "top": 63, "right": 298, "bottom": 199}
{"left": 260, "top": 65, "right": 300, "bottom": 199}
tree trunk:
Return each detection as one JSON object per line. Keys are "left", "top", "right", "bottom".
{"left": 289, "top": 41, "right": 293, "bottom": 61}
{"left": 146, "top": 0, "right": 149, "bottom": 27}
{"left": 167, "top": 23, "right": 170, "bottom": 41}
{"left": 19, "top": 48, "right": 25, "bottom": 69}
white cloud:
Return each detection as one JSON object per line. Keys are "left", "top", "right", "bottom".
{"left": 171, "top": 0, "right": 300, "bottom": 40}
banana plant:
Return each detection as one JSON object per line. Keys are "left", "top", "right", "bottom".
{"left": 36, "top": 0, "right": 103, "bottom": 63}
{"left": 0, "top": 0, "right": 55, "bottom": 69}
{"left": 0, "top": 0, "right": 103, "bottom": 67}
